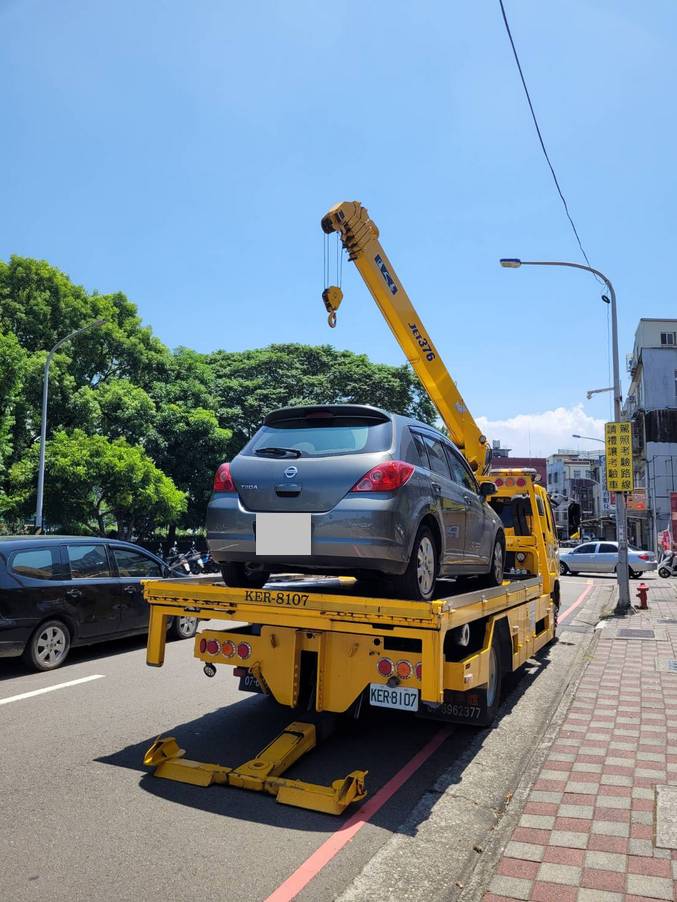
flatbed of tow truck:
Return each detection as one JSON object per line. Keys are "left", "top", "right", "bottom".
{"left": 143, "top": 575, "right": 555, "bottom": 814}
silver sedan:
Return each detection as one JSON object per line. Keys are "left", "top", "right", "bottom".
{"left": 559, "top": 541, "right": 657, "bottom": 577}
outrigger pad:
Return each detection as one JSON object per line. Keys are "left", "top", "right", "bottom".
{"left": 143, "top": 727, "right": 369, "bottom": 815}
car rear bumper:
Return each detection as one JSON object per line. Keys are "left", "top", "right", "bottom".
{"left": 206, "top": 494, "right": 414, "bottom": 576}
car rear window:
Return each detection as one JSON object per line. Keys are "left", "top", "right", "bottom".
{"left": 245, "top": 416, "right": 392, "bottom": 458}
{"left": 11, "top": 548, "right": 58, "bottom": 580}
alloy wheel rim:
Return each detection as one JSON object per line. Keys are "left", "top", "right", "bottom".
{"left": 486, "top": 646, "right": 498, "bottom": 707}
{"left": 35, "top": 626, "right": 67, "bottom": 666}
{"left": 177, "top": 616, "right": 196, "bottom": 637}
{"left": 416, "top": 536, "right": 435, "bottom": 596}
{"left": 493, "top": 543, "right": 503, "bottom": 582}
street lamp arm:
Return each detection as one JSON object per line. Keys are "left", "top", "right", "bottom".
{"left": 515, "top": 260, "right": 614, "bottom": 295}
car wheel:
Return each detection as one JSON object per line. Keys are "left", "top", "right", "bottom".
{"left": 394, "top": 525, "right": 438, "bottom": 601}
{"left": 169, "top": 616, "right": 198, "bottom": 640}
{"left": 628, "top": 567, "right": 640, "bottom": 579}
{"left": 658, "top": 566, "right": 671, "bottom": 579}
{"left": 22, "top": 620, "right": 71, "bottom": 672}
{"left": 484, "top": 537, "right": 505, "bottom": 587}
{"left": 560, "top": 561, "right": 570, "bottom": 576}
{"left": 221, "top": 562, "right": 270, "bottom": 589}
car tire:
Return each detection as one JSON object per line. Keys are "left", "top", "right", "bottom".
{"left": 221, "top": 562, "right": 270, "bottom": 589}
{"left": 22, "top": 620, "right": 71, "bottom": 672}
{"left": 483, "top": 537, "right": 505, "bottom": 587}
{"left": 394, "top": 525, "right": 438, "bottom": 601}
{"left": 628, "top": 567, "right": 640, "bottom": 579}
{"left": 658, "top": 566, "right": 671, "bottom": 579}
{"left": 168, "top": 616, "right": 198, "bottom": 640}
{"left": 560, "top": 561, "right": 570, "bottom": 576}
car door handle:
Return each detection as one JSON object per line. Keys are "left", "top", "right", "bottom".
{"left": 124, "top": 585, "right": 139, "bottom": 595}
{"left": 65, "top": 588, "right": 82, "bottom": 599}
{"left": 431, "top": 482, "right": 442, "bottom": 494}
{"left": 463, "top": 495, "right": 472, "bottom": 503}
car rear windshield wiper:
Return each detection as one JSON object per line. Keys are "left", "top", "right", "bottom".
{"left": 254, "top": 447, "right": 302, "bottom": 458}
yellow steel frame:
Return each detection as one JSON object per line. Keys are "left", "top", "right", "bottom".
{"left": 144, "top": 722, "right": 367, "bottom": 815}
{"left": 143, "top": 578, "right": 554, "bottom": 814}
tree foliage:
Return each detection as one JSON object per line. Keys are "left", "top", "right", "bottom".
{"left": 0, "top": 256, "right": 437, "bottom": 536}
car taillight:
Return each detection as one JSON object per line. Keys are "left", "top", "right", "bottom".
{"left": 213, "top": 462, "right": 236, "bottom": 493}
{"left": 494, "top": 478, "right": 504, "bottom": 487}
{"left": 516, "top": 477, "right": 526, "bottom": 487}
{"left": 396, "top": 660, "right": 413, "bottom": 680}
{"left": 350, "top": 461, "right": 415, "bottom": 493}
{"left": 237, "top": 642, "right": 252, "bottom": 660}
{"left": 638, "top": 553, "right": 651, "bottom": 561}
{"left": 222, "top": 640, "right": 236, "bottom": 657}
{"left": 415, "top": 662, "right": 422, "bottom": 680}
{"left": 206, "top": 639, "right": 219, "bottom": 655}
{"left": 199, "top": 638, "right": 207, "bottom": 653}
{"left": 377, "top": 657, "right": 394, "bottom": 677}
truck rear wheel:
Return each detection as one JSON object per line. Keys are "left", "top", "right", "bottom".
{"left": 477, "top": 636, "right": 503, "bottom": 726}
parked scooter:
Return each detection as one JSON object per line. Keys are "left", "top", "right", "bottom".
{"left": 658, "top": 552, "right": 677, "bottom": 579}
{"left": 164, "top": 542, "right": 192, "bottom": 575}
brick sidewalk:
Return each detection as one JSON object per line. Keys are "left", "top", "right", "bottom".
{"left": 484, "top": 580, "right": 677, "bottom": 902}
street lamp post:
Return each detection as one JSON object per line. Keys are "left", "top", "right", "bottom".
{"left": 35, "top": 318, "right": 106, "bottom": 533}
{"left": 500, "top": 258, "right": 631, "bottom": 614}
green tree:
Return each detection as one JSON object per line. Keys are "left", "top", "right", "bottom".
{"left": 6, "top": 430, "right": 185, "bottom": 538}
{"left": 208, "top": 343, "right": 437, "bottom": 454}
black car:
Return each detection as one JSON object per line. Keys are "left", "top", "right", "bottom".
{"left": 0, "top": 536, "right": 197, "bottom": 671}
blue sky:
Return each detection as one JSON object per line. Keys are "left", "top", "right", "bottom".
{"left": 2, "top": 0, "right": 674, "bottom": 455}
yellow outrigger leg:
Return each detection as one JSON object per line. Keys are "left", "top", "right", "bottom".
{"left": 144, "top": 721, "right": 367, "bottom": 816}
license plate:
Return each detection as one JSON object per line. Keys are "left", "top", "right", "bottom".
{"left": 255, "top": 513, "right": 311, "bottom": 556}
{"left": 369, "top": 683, "right": 419, "bottom": 712}
{"left": 238, "top": 673, "right": 263, "bottom": 693}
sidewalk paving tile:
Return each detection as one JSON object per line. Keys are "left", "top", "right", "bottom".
{"left": 481, "top": 588, "right": 677, "bottom": 902}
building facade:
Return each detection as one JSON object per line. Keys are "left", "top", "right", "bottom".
{"left": 624, "top": 318, "right": 677, "bottom": 550}
{"left": 547, "top": 450, "right": 612, "bottom": 539}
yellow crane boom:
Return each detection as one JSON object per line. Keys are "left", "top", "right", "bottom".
{"left": 321, "top": 200, "right": 492, "bottom": 474}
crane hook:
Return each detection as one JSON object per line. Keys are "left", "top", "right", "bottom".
{"left": 322, "top": 286, "right": 343, "bottom": 330}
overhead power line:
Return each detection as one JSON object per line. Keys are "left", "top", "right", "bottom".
{"left": 497, "top": 0, "right": 598, "bottom": 274}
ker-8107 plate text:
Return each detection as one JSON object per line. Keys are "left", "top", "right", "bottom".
{"left": 243, "top": 589, "right": 310, "bottom": 607}
{"left": 369, "top": 684, "right": 419, "bottom": 712}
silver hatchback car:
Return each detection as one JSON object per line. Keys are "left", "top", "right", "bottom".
{"left": 559, "top": 541, "right": 657, "bottom": 577}
{"left": 206, "top": 405, "right": 505, "bottom": 600}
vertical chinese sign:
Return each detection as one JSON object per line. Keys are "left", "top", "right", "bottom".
{"left": 605, "top": 422, "right": 634, "bottom": 493}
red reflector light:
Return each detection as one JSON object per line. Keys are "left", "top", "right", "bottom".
{"left": 350, "top": 460, "right": 415, "bottom": 493}
{"left": 504, "top": 477, "right": 515, "bottom": 487}
{"left": 221, "top": 640, "right": 236, "bottom": 657}
{"left": 237, "top": 641, "right": 252, "bottom": 660}
{"left": 199, "top": 638, "right": 207, "bottom": 653}
{"left": 396, "top": 660, "right": 412, "bottom": 680}
{"left": 415, "top": 662, "right": 422, "bottom": 680}
{"left": 516, "top": 477, "right": 526, "bottom": 487}
{"left": 494, "top": 477, "right": 504, "bottom": 487}
{"left": 377, "top": 657, "right": 394, "bottom": 677}
{"left": 206, "top": 639, "right": 219, "bottom": 655}
{"left": 213, "top": 462, "right": 236, "bottom": 493}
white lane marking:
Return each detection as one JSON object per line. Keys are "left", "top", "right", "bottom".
{"left": 0, "top": 674, "right": 105, "bottom": 706}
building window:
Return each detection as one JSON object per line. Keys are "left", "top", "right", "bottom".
{"left": 573, "top": 469, "right": 581, "bottom": 478}
{"left": 661, "top": 331, "right": 676, "bottom": 345}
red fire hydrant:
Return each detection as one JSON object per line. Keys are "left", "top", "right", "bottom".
{"left": 636, "top": 583, "right": 649, "bottom": 610}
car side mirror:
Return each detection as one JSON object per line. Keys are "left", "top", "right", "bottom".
{"left": 480, "top": 482, "right": 497, "bottom": 500}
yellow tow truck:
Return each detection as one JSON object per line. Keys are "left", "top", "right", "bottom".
{"left": 143, "top": 201, "right": 559, "bottom": 816}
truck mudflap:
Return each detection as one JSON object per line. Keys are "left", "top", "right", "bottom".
{"left": 143, "top": 720, "right": 367, "bottom": 816}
